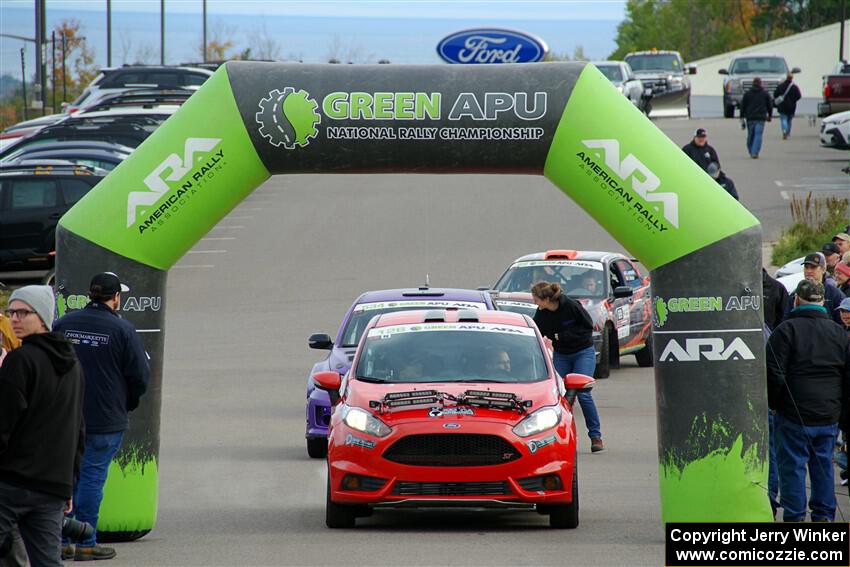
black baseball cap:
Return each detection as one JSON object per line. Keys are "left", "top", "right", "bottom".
{"left": 822, "top": 242, "right": 841, "bottom": 256}
{"left": 89, "top": 272, "right": 130, "bottom": 295}
{"left": 802, "top": 253, "right": 826, "bottom": 269}
{"left": 694, "top": 128, "right": 707, "bottom": 137}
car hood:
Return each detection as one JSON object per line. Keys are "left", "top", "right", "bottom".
{"left": 824, "top": 111, "right": 850, "bottom": 125}
{"left": 345, "top": 380, "right": 561, "bottom": 427}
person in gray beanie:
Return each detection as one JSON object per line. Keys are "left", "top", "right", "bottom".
{"left": 0, "top": 285, "right": 85, "bottom": 567}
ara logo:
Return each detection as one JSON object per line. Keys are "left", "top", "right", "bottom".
{"left": 581, "top": 139, "right": 678, "bottom": 229}
{"left": 659, "top": 337, "right": 756, "bottom": 362}
{"left": 256, "top": 87, "right": 321, "bottom": 149}
{"left": 126, "top": 137, "right": 222, "bottom": 228}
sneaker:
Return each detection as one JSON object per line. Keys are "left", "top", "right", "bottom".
{"left": 74, "top": 544, "right": 116, "bottom": 561}
{"left": 61, "top": 545, "right": 75, "bottom": 560}
{"left": 782, "top": 133, "right": 788, "bottom": 140}
{"left": 591, "top": 438, "right": 604, "bottom": 453}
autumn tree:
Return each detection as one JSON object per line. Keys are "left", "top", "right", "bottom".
{"left": 52, "top": 19, "right": 99, "bottom": 103}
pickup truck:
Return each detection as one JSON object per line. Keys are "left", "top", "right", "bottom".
{"left": 624, "top": 49, "right": 696, "bottom": 118}
{"left": 719, "top": 54, "right": 800, "bottom": 118}
{"left": 819, "top": 61, "right": 850, "bottom": 117}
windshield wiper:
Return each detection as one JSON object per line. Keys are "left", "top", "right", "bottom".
{"left": 356, "top": 375, "right": 387, "bottom": 383}
{"left": 453, "top": 379, "right": 507, "bottom": 383}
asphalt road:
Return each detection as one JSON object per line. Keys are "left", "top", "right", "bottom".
{"left": 5, "top": 113, "right": 849, "bottom": 566}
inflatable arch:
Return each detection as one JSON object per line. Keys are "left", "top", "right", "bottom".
{"left": 55, "top": 62, "right": 772, "bottom": 538}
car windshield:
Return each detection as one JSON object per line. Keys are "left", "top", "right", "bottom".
{"left": 729, "top": 57, "right": 788, "bottom": 75}
{"left": 340, "top": 299, "right": 488, "bottom": 347}
{"left": 596, "top": 65, "right": 624, "bottom": 82}
{"left": 493, "top": 260, "right": 606, "bottom": 298}
{"left": 355, "top": 323, "right": 549, "bottom": 383}
{"left": 625, "top": 54, "right": 681, "bottom": 72}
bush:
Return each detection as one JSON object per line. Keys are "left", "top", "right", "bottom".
{"left": 771, "top": 193, "right": 849, "bottom": 266}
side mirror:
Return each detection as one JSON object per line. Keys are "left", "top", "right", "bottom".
{"left": 718, "top": 68, "right": 728, "bottom": 75}
{"left": 313, "top": 371, "right": 342, "bottom": 404}
{"left": 613, "top": 286, "right": 633, "bottom": 299}
{"left": 564, "top": 372, "right": 595, "bottom": 405}
{"left": 688, "top": 65, "right": 698, "bottom": 75}
{"left": 308, "top": 332, "right": 333, "bottom": 350}
{"left": 791, "top": 67, "right": 801, "bottom": 74}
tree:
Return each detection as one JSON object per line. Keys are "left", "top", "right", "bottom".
{"left": 52, "top": 19, "right": 99, "bottom": 104}
{"left": 247, "top": 22, "right": 282, "bottom": 61}
{"left": 200, "top": 19, "right": 237, "bottom": 62}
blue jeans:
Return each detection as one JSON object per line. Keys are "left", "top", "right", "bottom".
{"left": 779, "top": 113, "right": 792, "bottom": 136}
{"left": 767, "top": 411, "right": 779, "bottom": 513}
{"left": 775, "top": 414, "right": 837, "bottom": 522}
{"left": 746, "top": 120, "right": 765, "bottom": 157}
{"left": 69, "top": 431, "right": 124, "bottom": 548}
{"left": 553, "top": 347, "right": 601, "bottom": 439}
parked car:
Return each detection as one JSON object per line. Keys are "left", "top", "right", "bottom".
{"left": 314, "top": 308, "right": 592, "bottom": 528}
{"left": 0, "top": 161, "right": 106, "bottom": 271}
{"left": 0, "top": 113, "right": 68, "bottom": 151}
{"left": 820, "top": 110, "right": 850, "bottom": 149}
{"left": 592, "top": 60, "right": 646, "bottom": 111}
{"left": 2, "top": 145, "right": 130, "bottom": 171}
{"left": 720, "top": 54, "right": 799, "bottom": 118}
{"left": 491, "top": 250, "right": 653, "bottom": 378}
{"left": 624, "top": 49, "right": 696, "bottom": 118}
{"left": 79, "top": 88, "right": 195, "bottom": 113}
{"left": 818, "top": 61, "right": 850, "bottom": 117}
{"left": 64, "top": 65, "right": 213, "bottom": 114}
{"left": 305, "top": 287, "right": 496, "bottom": 458}
{"left": 775, "top": 255, "right": 805, "bottom": 278}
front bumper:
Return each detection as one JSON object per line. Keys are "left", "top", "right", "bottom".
{"left": 306, "top": 387, "right": 332, "bottom": 438}
{"left": 327, "top": 419, "right": 576, "bottom": 507}
{"left": 820, "top": 125, "right": 849, "bottom": 149}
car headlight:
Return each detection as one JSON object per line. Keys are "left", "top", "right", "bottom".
{"left": 512, "top": 406, "right": 561, "bottom": 438}
{"left": 342, "top": 405, "right": 392, "bottom": 437}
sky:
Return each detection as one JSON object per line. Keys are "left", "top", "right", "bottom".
{"left": 3, "top": 0, "right": 626, "bottom": 21}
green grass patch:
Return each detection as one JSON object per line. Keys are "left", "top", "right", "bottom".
{"left": 771, "top": 194, "right": 849, "bottom": 267}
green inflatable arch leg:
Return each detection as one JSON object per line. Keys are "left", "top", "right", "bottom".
{"left": 56, "top": 61, "right": 771, "bottom": 538}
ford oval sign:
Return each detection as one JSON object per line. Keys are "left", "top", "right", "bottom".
{"left": 437, "top": 28, "right": 548, "bottom": 64}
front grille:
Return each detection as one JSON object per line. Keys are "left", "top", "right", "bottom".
{"left": 393, "top": 481, "right": 509, "bottom": 496}
{"left": 742, "top": 79, "right": 779, "bottom": 92}
{"left": 383, "top": 434, "right": 521, "bottom": 466}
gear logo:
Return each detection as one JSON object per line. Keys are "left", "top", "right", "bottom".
{"left": 654, "top": 297, "right": 668, "bottom": 328}
{"left": 255, "top": 87, "right": 321, "bottom": 149}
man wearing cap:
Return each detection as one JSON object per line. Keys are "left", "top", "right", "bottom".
{"left": 834, "top": 233, "right": 850, "bottom": 257}
{"left": 788, "top": 253, "right": 846, "bottom": 325}
{"left": 53, "top": 273, "right": 149, "bottom": 561}
{"left": 681, "top": 128, "right": 720, "bottom": 172}
{"left": 766, "top": 279, "right": 850, "bottom": 522}
{"left": 837, "top": 298, "right": 850, "bottom": 337}
{"left": 0, "top": 286, "right": 84, "bottom": 566}
{"left": 823, "top": 243, "right": 842, "bottom": 277}
{"left": 706, "top": 162, "right": 738, "bottom": 200}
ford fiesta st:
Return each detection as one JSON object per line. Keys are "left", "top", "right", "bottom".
{"left": 305, "top": 287, "right": 495, "bottom": 457}
{"left": 313, "top": 309, "right": 594, "bottom": 529}
{"left": 491, "top": 250, "right": 653, "bottom": 378}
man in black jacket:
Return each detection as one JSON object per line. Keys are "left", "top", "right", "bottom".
{"left": 766, "top": 279, "right": 850, "bottom": 522}
{"left": 53, "top": 272, "right": 149, "bottom": 561}
{"left": 762, "top": 268, "right": 789, "bottom": 331}
{"left": 681, "top": 128, "right": 720, "bottom": 172}
{"left": 740, "top": 76, "right": 773, "bottom": 159}
{"left": 706, "top": 162, "right": 738, "bottom": 200}
{"left": 773, "top": 73, "right": 802, "bottom": 140}
{"left": 0, "top": 285, "right": 84, "bottom": 567}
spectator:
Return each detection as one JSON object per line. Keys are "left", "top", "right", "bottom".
{"left": 833, "top": 233, "right": 850, "bottom": 257}
{"left": 766, "top": 279, "right": 850, "bottom": 522}
{"left": 681, "top": 128, "right": 719, "bottom": 171}
{"left": 762, "top": 268, "right": 789, "bottom": 332}
{"left": 531, "top": 281, "right": 604, "bottom": 452}
{"left": 53, "top": 273, "right": 150, "bottom": 562}
{"left": 787, "top": 253, "right": 846, "bottom": 324}
{"left": 0, "top": 286, "right": 85, "bottom": 567}
{"left": 837, "top": 298, "right": 850, "bottom": 338}
{"left": 740, "top": 77, "right": 773, "bottom": 159}
{"left": 835, "top": 262, "right": 850, "bottom": 296}
{"left": 773, "top": 73, "right": 802, "bottom": 140}
{"left": 823, "top": 243, "right": 842, "bottom": 277}
{"left": 706, "top": 162, "right": 738, "bottom": 200}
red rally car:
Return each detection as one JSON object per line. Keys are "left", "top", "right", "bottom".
{"left": 313, "top": 308, "right": 594, "bottom": 529}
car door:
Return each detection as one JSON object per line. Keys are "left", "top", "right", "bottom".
{"left": 614, "top": 258, "right": 649, "bottom": 343}
{"left": 607, "top": 261, "right": 632, "bottom": 346}
{"left": 0, "top": 176, "right": 62, "bottom": 259}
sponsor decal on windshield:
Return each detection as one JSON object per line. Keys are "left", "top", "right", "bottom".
{"left": 367, "top": 322, "right": 536, "bottom": 338}
{"left": 495, "top": 300, "right": 536, "bottom": 310}
{"left": 513, "top": 260, "right": 603, "bottom": 270}
{"left": 353, "top": 300, "right": 487, "bottom": 313}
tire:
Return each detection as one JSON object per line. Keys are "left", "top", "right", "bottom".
{"left": 307, "top": 437, "right": 327, "bottom": 459}
{"left": 549, "top": 455, "right": 579, "bottom": 529}
{"left": 326, "top": 473, "right": 356, "bottom": 528}
{"left": 634, "top": 333, "right": 654, "bottom": 368}
{"left": 686, "top": 96, "right": 692, "bottom": 118}
{"left": 594, "top": 327, "right": 612, "bottom": 379}
{"left": 724, "top": 104, "right": 735, "bottom": 118}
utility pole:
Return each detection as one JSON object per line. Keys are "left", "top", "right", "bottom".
{"left": 107, "top": 0, "right": 112, "bottom": 66}
{"left": 841, "top": 0, "right": 847, "bottom": 62}
{"left": 202, "top": 0, "right": 207, "bottom": 62}
{"left": 51, "top": 30, "right": 56, "bottom": 113}
{"left": 34, "top": 0, "right": 47, "bottom": 115}
{"left": 20, "top": 48, "right": 28, "bottom": 120}
{"left": 62, "top": 32, "right": 67, "bottom": 103}
{"left": 160, "top": 0, "right": 165, "bottom": 65}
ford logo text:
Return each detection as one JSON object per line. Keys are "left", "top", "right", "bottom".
{"left": 437, "top": 28, "right": 548, "bottom": 64}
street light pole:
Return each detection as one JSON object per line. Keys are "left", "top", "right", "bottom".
{"left": 107, "top": 0, "right": 112, "bottom": 66}
{"left": 160, "top": 0, "right": 165, "bottom": 65}
{"left": 34, "top": 0, "right": 47, "bottom": 115}
{"left": 20, "top": 47, "right": 28, "bottom": 120}
{"left": 202, "top": 0, "right": 207, "bottom": 62}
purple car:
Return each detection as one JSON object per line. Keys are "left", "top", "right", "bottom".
{"left": 305, "top": 287, "right": 496, "bottom": 457}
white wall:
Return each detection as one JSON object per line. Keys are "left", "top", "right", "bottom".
{"left": 687, "top": 20, "right": 848, "bottom": 98}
